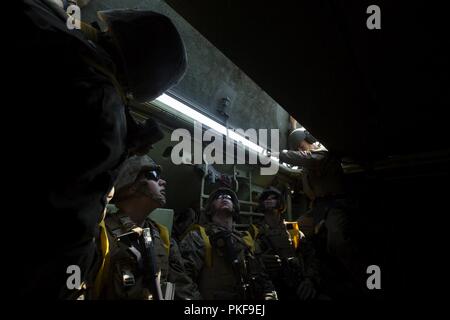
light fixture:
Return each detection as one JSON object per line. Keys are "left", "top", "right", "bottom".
{"left": 155, "top": 94, "right": 273, "bottom": 157}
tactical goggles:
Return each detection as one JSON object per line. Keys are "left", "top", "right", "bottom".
{"left": 215, "top": 193, "right": 232, "bottom": 200}
{"left": 143, "top": 169, "right": 161, "bottom": 182}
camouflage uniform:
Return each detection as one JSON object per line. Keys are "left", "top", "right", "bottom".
{"left": 180, "top": 222, "right": 277, "bottom": 300}
{"left": 251, "top": 221, "right": 319, "bottom": 300}
{"left": 100, "top": 212, "right": 200, "bottom": 300}
{"left": 278, "top": 146, "right": 350, "bottom": 254}
{"left": 279, "top": 145, "right": 363, "bottom": 298}
{"left": 252, "top": 186, "right": 320, "bottom": 300}
{"left": 15, "top": 2, "right": 186, "bottom": 299}
{"left": 98, "top": 155, "right": 199, "bottom": 299}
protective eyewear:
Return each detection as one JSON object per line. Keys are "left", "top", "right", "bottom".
{"left": 216, "top": 193, "right": 232, "bottom": 200}
{"left": 144, "top": 170, "right": 161, "bottom": 181}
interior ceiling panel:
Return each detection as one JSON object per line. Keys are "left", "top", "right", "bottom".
{"left": 165, "top": 0, "right": 449, "bottom": 163}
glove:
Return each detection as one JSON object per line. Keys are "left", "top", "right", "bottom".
{"left": 264, "top": 291, "right": 278, "bottom": 300}
{"left": 261, "top": 254, "right": 282, "bottom": 274}
{"left": 296, "top": 278, "right": 317, "bottom": 301}
{"left": 270, "top": 151, "right": 280, "bottom": 158}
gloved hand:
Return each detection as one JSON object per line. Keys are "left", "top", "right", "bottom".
{"left": 264, "top": 291, "right": 278, "bottom": 300}
{"left": 270, "top": 151, "right": 280, "bottom": 158}
{"left": 296, "top": 278, "right": 317, "bottom": 300}
{"left": 261, "top": 254, "right": 282, "bottom": 274}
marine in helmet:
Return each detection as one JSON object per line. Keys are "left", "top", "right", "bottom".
{"left": 251, "top": 187, "right": 320, "bottom": 300}
{"left": 99, "top": 155, "right": 199, "bottom": 300}
{"left": 15, "top": 1, "right": 186, "bottom": 298}
{"left": 271, "top": 128, "right": 347, "bottom": 237}
{"left": 179, "top": 187, "right": 278, "bottom": 300}
{"left": 278, "top": 128, "right": 346, "bottom": 203}
{"left": 271, "top": 127, "right": 365, "bottom": 298}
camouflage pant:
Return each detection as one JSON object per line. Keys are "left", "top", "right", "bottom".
{"left": 310, "top": 198, "right": 367, "bottom": 298}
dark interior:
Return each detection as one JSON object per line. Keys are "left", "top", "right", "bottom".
{"left": 166, "top": 0, "right": 449, "bottom": 299}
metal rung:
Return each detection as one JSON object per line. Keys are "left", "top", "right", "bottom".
{"left": 239, "top": 200, "right": 259, "bottom": 206}
{"left": 239, "top": 211, "right": 264, "bottom": 217}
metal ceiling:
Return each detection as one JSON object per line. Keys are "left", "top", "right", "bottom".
{"left": 165, "top": 0, "right": 450, "bottom": 166}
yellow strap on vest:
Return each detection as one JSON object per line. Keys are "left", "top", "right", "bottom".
{"left": 155, "top": 223, "right": 171, "bottom": 256}
{"left": 186, "top": 224, "right": 212, "bottom": 268}
{"left": 285, "top": 221, "right": 301, "bottom": 250}
{"left": 92, "top": 219, "right": 110, "bottom": 299}
{"left": 241, "top": 231, "right": 256, "bottom": 254}
{"left": 249, "top": 224, "right": 259, "bottom": 240}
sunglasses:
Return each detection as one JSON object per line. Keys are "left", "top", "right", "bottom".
{"left": 216, "top": 194, "right": 232, "bottom": 200}
{"left": 143, "top": 170, "right": 161, "bottom": 182}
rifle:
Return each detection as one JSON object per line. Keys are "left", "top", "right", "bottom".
{"left": 226, "top": 235, "right": 251, "bottom": 299}
{"left": 280, "top": 256, "right": 303, "bottom": 289}
{"left": 225, "top": 234, "right": 271, "bottom": 300}
{"left": 244, "top": 254, "right": 269, "bottom": 299}
{"left": 210, "top": 230, "right": 251, "bottom": 299}
{"left": 118, "top": 227, "right": 175, "bottom": 300}
{"left": 259, "top": 234, "right": 304, "bottom": 292}
{"left": 116, "top": 228, "right": 162, "bottom": 299}
{"left": 138, "top": 227, "right": 164, "bottom": 300}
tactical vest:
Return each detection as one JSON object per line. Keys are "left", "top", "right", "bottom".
{"left": 250, "top": 221, "right": 307, "bottom": 299}
{"left": 100, "top": 212, "right": 171, "bottom": 299}
{"left": 186, "top": 224, "right": 256, "bottom": 300}
{"left": 250, "top": 221, "right": 303, "bottom": 254}
{"left": 185, "top": 224, "right": 255, "bottom": 268}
